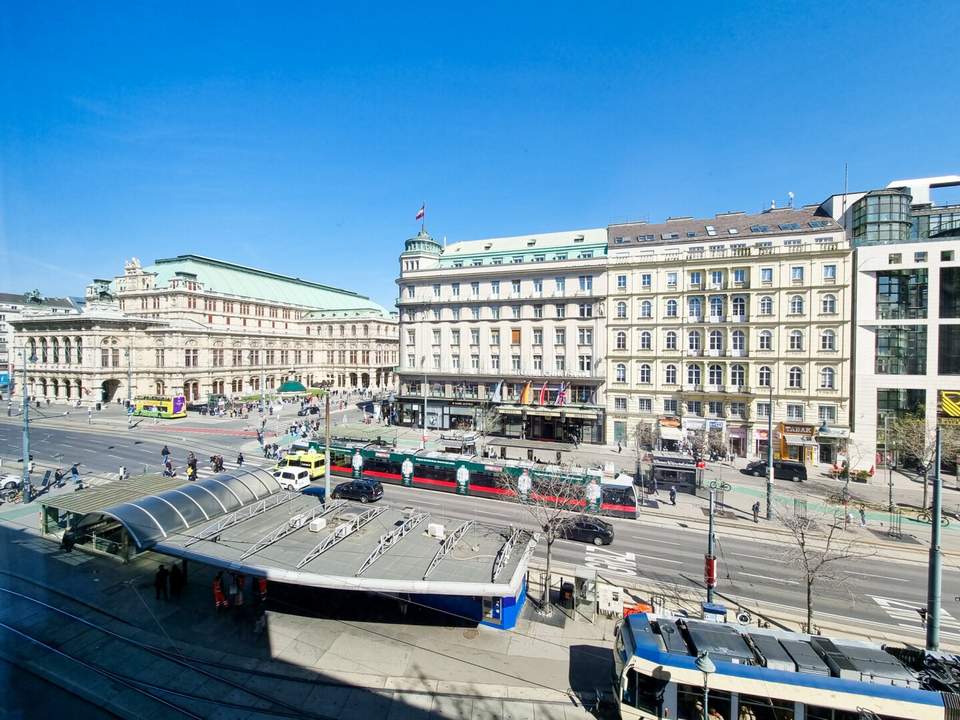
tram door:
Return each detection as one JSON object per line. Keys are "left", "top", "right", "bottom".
{"left": 482, "top": 596, "right": 502, "bottom": 625}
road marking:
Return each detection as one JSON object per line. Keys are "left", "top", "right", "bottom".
{"left": 584, "top": 546, "right": 639, "bottom": 576}
{"left": 738, "top": 572, "right": 798, "bottom": 585}
{"left": 633, "top": 553, "right": 683, "bottom": 565}
{"left": 106, "top": 453, "right": 124, "bottom": 460}
{"left": 869, "top": 595, "right": 960, "bottom": 635}
{"left": 844, "top": 571, "right": 907, "bottom": 583}
{"left": 729, "top": 552, "right": 785, "bottom": 563}
{"left": 628, "top": 536, "right": 685, "bottom": 547}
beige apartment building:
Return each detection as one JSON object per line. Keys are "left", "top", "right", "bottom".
{"left": 605, "top": 206, "right": 851, "bottom": 463}
{"left": 395, "top": 228, "right": 609, "bottom": 443}
{"left": 11, "top": 255, "right": 398, "bottom": 405}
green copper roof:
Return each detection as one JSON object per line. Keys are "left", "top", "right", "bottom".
{"left": 144, "top": 255, "right": 389, "bottom": 315}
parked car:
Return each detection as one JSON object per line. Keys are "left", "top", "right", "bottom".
{"left": 272, "top": 467, "right": 312, "bottom": 492}
{"left": 1, "top": 475, "right": 22, "bottom": 492}
{"left": 331, "top": 479, "right": 383, "bottom": 504}
{"left": 744, "top": 460, "right": 807, "bottom": 482}
{"left": 554, "top": 517, "right": 615, "bottom": 546}
{"left": 297, "top": 406, "right": 320, "bottom": 416}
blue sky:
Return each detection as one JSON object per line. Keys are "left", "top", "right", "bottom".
{"left": 2, "top": 1, "right": 959, "bottom": 309}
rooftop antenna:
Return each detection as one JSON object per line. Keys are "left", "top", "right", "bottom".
{"left": 443, "top": 235, "right": 447, "bottom": 248}
{"left": 841, "top": 162, "right": 849, "bottom": 231}
{"left": 770, "top": 200, "right": 776, "bottom": 210}
{"left": 787, "top": 191, "right": 795, "bottom": 208}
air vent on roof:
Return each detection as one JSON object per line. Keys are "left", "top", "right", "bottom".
{"left": 527, "top": 239, "right": 536, "bottom": 246}
{"left": 666, "top": 216, "right": 693, "bottom": 223}
{"left": 573, "top": 236, "right": 584, "bottom": 243}
{"left": 716, "top": 211, "right": 746, "bottom": 217}
{"left": 484, "top": 243, "right": 492, "bottom": 250}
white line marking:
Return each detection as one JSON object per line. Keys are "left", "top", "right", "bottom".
{"left": 729, "top": 552, "right": 785, "bottom": 563}
{"left": 627, "top": 536, "right": 685, "bottom": 547}
{"left": 844, "top": 571, "right": 907, "bottom": 583}
{"left": 738, "top": 572, "right": 799, "bottom": 585}
{"left": 633, "top": 553, "right": 683, "bottom": 565}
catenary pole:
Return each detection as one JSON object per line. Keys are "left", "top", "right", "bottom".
{"left": 706, "top": 488, "right": 716, "bottom": 603}
{"left": 766, "top": 384, "right": 774, "bottom": 520}
{"left": 927, "top": 426, "right": 943, "bottom": 650}
{"left": 324, "top": 391, "right": 331, "bottom": 502}
{"left": 21, "top": 352, "right": 32, "bottom": 503}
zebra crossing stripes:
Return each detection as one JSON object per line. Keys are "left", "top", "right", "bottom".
{"left": 868, "top": 594, "right": 960, "bottom": 640}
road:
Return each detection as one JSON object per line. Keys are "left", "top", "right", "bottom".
{"left": 2, "top": 417, "right": 958, "bottom": 647}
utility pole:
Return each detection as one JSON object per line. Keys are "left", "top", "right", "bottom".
{"left": 21, "top": 351, "right": 33, "bottom": 503}
{"left": 766, "top": 384, "right": 774, "bottom": 520}
{"left": 885, "top": 413, "right": 894, "bottom": 513}
{"left": 705, "top": 488, "right": 717, "bottom": 603}
{"left": 126, "top": 346, "right": 133, "bottom": 406}
{"left": 927, "top": 426, "right": 943, "bottom": 651}
{"left": 324, "top": 390, "right": 331, "bottom": 502}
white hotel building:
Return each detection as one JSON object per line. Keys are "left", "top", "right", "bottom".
{"left": 604, "top": 206, "right": 852, "bottom": 463}
{"left": 395, "top": 228, "right": 609, "bottom": 444}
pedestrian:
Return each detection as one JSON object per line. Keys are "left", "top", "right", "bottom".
{"left": 155, "top": 564, "right": 169, "bottom": 601}
{"left": 213, "top": 571, "right": 228, "bottom": 610}
{"left": 669, "top": 486, "right": 677, "bottom": 506}
{"left": 70, "top": 463, "right": 81, "bottom": 486}
{"left": 227, "top": 572, "right": 239, "bottom": 607}
{"left": 169, "top": 563, "right": 183, "bottom": 600}
{"left": 651, "top": 476, "right": 659, "bottom": 496}
{"left": 87, "top": 407, "right": 92, "bottom": 425}
{"left": 752, "top": 501, "right": 760, "bottom": 523}
{"left": 859, "top": 504, "right": 867, "bottom": 527}
{"left": 119, "top": 465, "right": 126, "bottom": 480}
{"left": 617, "top": 442, "right": 622, "bottom": 454}
{"left": 256, "top": 577, "right": 268, "bottom": 605}
{"left": 234, "top": 573, "right": 245, "bottom": 607}
{"left": 236, "top": 452, "right": 244, "bottom": 467}
{"left": 161, "top": 445, "right": 170, "bottom": 465}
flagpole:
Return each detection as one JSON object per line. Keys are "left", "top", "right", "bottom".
{"left": 421, "top": 201, "right": 425, "bottom": 233}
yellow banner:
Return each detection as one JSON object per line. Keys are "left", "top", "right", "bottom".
{"left": 940, "top": 391, "right": 960, "bottom": 419}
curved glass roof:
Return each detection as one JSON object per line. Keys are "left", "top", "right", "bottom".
{"left": 78, "top": 468, "right": 280, "bottom": 550}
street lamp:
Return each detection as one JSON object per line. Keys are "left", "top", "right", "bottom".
{"left": 766, "top": 384, "right": 774, "bottom": 520}
{"left": 695, "top": 651, "right": 716, "bottom": 720}
{"left": 20, "top": 349, "right": 37, "bottom": 503}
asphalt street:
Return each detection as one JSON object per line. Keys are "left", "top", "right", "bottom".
{"left": 2, "top": 417, "right": 958, "bottom": 646}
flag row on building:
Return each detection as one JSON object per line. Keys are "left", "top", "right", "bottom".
{"left": 489, "top": 380, "right": 569, "bottom": 406}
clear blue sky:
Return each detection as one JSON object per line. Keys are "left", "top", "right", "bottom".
{"left": 2, "top": 2, "right": 959, "bottom": 309}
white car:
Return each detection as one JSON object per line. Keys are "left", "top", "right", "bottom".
{"left": 1, "top": 475, "right": 22, "bottom": 492}
{"left": 272, "top": 467, "right": 311, "bottom": 492}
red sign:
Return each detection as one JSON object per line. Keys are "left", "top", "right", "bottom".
{"left": 704, "top": 556, "right": 717, "bottom": 589}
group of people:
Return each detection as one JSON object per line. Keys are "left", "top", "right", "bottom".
{"left": 154, "top": 562, "right": 185, "bottom": 601}
{"left": 212, "top": 570, "right": 267, "bottom": 611}
{"left": 160, "top": 446, "right": 245, "bottom": 479}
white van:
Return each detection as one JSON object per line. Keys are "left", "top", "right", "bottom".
{"left": 273, "top": 467, "right": 311, "bottom": 492}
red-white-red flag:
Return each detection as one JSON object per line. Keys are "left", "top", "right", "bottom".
{"left": 415, "top": 204, "right": 425, "bottom": 221}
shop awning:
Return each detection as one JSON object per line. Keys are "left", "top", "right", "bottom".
{"left": 784, "top": 434, "right": 818, "bottom": 447}
{"left": 560, "top": 408, "right": 600, "bottom": 419}
{"left": 525, "top": 408, "right": 562, "bottom": 418}
{"left": 659, "top": 427, "right": 683, "bottom": 441}
{"left": 497, "top": 406, "right": 523, "bottom": 415}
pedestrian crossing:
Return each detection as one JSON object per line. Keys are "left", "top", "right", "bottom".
{"left": 868, "top": 594, "right": 960, "bottom": 640}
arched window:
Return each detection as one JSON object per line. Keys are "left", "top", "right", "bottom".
{"left": 351, "top": 325, "right": 357, "bottom": 336}
{"left": 51, "top": 338, "right": 60, "bottom": 363}
{"left": 759, "top": 330, "right": 773, "bottom": 350}
{"left": 40, "top": 338, "right": 48, "bottom": 363}
{"left": 731, "top": 330, "right": 745, "bottom": 351}
{"left": 363, "top": 324, "right": 369, "bottom": 336}
{"left": 709, "top": 330, "right": 723, "bottom": 351}
{"left": 789, "top": 366, "right": 803, "bottom": 388}
{"left": 708, "top": 364, "right": 723, "bottom": 386}
{"left": 821, "top": 329, "right": 836, "bottom": 351}
{"left": 789, "top": 330, "right": 804, "bottom": 351}
{"left": 615, "top": 363, "right": 627, "bottom": 383}
{"left": 688, "top": 297, "right": 702, "bottom": 317}
{"left": 640, "top": 300, "right": 652, "bottom": 318}
{"left": 665, "top": 331, "right": 678, "bottom": 350}
{"left": 616, "top": 301, "right": 627, "bottom": 319}
{"left": 730, "top": 364, "right": 745, "bottom": 386}
{"left": 75, "top": 337, "right": 82, "bottom": 363}
{"left": 709, "top": 296, "right": 724, "bottom": 318}
{"left": 639, "top": 364, "right": 651, "bottom": 384}
{"left": 28, "top": 338, "right": 37, "bottom": 359}
{"left": 63, "top": 338, "right": 72, "bottom": 365}
{"left": 615, "top": 331, "right": 627, "bottom": 350}
{"left": 732, "top": 296, "right": 746, "bottom": 316}
{"left": 665, "top": 364, "right": 677, "bottom": 384}
{"left": 790, "top": 295, "right": 804, "bottom": 315}
{"left": 688, "top": 331, "right": 701, "bottom": 352}
{"left": 821, "top": 294, "right": 837, "bottom": 314}
{"left": 639, "top": 331, "right": 652, "bottom": 350}
{"left": 759, "top": 296, "right": 773, "bottom": 315}
{"left": 687, "top": 364, "right": 702, "bottom": 386}
{"left": 820, "top": 367, "right": 836, "bottom": 389}
{"left": 666, "top": 299, "right": 678, "bottom": 317}
{"left": 758, "top": 366, "right": 771, "bottom": 387}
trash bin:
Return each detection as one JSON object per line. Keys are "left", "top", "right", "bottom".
{"left": 560, "top": 582, "right": 575, "bottom": 610}
{"left": 95, "top": 402, "right": 102, "bottom": 411}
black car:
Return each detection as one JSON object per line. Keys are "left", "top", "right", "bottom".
{"left": 331, "top": 479, "right": 384, "bottom": 503}
{"left": 297, "top": 406, "right": 321, "bottom": 416}
{"left": 744, "top": 460, "right": 807, "bottom": 482}
{"left": 555, "top": 518, "right": 615, "bottom": 546}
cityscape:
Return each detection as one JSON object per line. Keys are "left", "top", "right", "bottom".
{"left": 3, "top": 4, "right": 960, "bottom": 720}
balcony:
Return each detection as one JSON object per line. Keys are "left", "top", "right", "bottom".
{"left": 688, "top": 314, "right": 703, "bottom": 323}
{"left": 728, "top": 348, "right": 747, "bottom": 358}
{"left": 706, "top": 349, "right": 723, "bottom": 357}
{"left": 708, "top": 315, "right": 725, "bottom": 323}
{"left": 729, "top": 314, "right": 747, "bottom": 323}
{"left": 682, "top": 384, "right": 703, "bottom": 392}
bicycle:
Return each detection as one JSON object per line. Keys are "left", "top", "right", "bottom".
{"left": 916, "top": 509, "right": 951, "bottom": 527}
{"left": 708, "top": 479, "right": 733, "bottom": 491}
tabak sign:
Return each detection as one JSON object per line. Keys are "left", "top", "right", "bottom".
{"left": 939, "top": 391, "right": 960, "bottom": 427}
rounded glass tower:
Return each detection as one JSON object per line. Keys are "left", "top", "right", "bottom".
{"left": 851, "top": 187, "right": 912, "bottom": 244}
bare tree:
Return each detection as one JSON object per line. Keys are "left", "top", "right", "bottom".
{"left": 778, "top": 507, "right": 869, "bottom": 632}
{"left": 690, "top": 428, "right": 706, "bottom": 459}
{"left": 707, "top": 428, "right": 725, "bottom": 458}
{"left": 635, "top": 421, "right": 654, "bottom": 452}
{"left": 498, "top": 468, "right": 589, "bottom": 615}
{"left": 889, "top": 415, "right": 960, "bottom": 508}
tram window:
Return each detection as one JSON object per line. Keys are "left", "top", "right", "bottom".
{"left": 806, "top": 709, "right": 885, "bottom": 720}
{"left": 738, "top": 695, "right": 794, "bottom": 720}
{"left": 623, "top": 669, "right": 667, "bottom": 714}
{"left": 678, "top": 684, "right": 731, "bottom": 720}
{"left": 602, "top": 486, "right": 636, "bottom": 506}
{"left": 470, "top": 472, "right": 498, "bottom": 489}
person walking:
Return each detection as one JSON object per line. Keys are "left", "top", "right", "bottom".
{"left": 161, "top": 445, "right": 170, "bottom": 467}
{"left": 859, "top": 504, "right": 867, "bottom": 527}
{"left": 236, "top": 452, "right": 244, "bottom": 467}
{"left": 87, "top": 407, "right": 92, "bottom": 425}
{"left": 154, "top": 565, "right": 169, "bottom": 601}
{"left": 70, "top": 463, "right": 81, "bottom": 487}
{"left": 669, "top": 486, "right": 677, "bottom": 506}
{"left": 617, "top": 442, "right": 622, "bottom": 454}
{"left": 227, "top": 572, "right": 239, "bottom": 607}
{"left": 752, "top": 501, "right": 761, "bottom": 523}
{"left": 169, "top": 563, "right": 183, "bottom": 600}
{"left": 233, "top": 573, "right": 245, "bottom": 607}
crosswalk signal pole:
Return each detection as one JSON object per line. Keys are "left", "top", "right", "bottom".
{"left": 766, "top": 385, "right": 774, "bottom": 520}
{"left": 324, "top": 390, "right": 331, "bottom": 503}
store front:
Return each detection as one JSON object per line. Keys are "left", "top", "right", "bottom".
{"left": 816, "top": 427, "right": 849, "bottom": 466}
{"left": 658, "top": 417, "right": 682, "bottom": 451}
{"left": 754, "top": 428, "right": 769, "bottom": 460}
{"left": 727, "top": 425, "right": 747, "bottom": 458}
{"left": 778, "top": 423, "right": 818, "bottom": 464}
